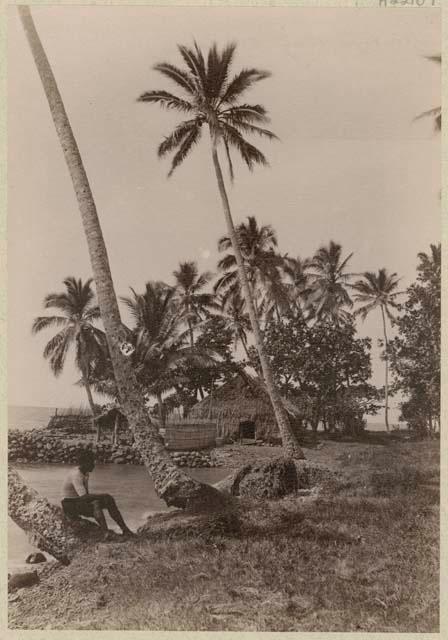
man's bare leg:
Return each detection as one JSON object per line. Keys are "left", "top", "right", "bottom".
{"left": 92, "top": 499, "right": 108, "bottom": 531}
{"left": 103, "top": 495, "right": 134, "bottom": 536}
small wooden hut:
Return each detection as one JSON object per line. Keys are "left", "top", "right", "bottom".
{"left": 189, "top": 373, "right": 304, "bottom": 441}
{"left": 46, "top": 409, "right": 93, "bottom": 434}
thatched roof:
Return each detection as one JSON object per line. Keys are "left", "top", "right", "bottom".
{"left": 189, "top": 373, "right": 303, "bottom": 438}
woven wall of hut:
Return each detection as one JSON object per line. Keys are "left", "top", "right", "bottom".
{"left": 164, "top": 419, "right": 217, "bottom": 451}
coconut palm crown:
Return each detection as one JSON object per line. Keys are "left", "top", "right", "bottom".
{"left": 352, "top": 269, "right": 402, "bottom": 322}
{"left": 138, "top": 42, "right": 277, "bottom": 177}
{"left": 32, "top": 277, "right": 106, "bottom": 427}
{"left": 173, "top": 261, "right": 217, "bottom": 346}
{"left": 214, "top": 215, "right": 283, "bottom": 307}
{"left": 32, "top": 277, "right": 104, "bottom": 378}
{"left": 307, "top": 241, "right": 355, "bottom": 324}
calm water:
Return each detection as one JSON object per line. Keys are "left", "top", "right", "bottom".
{"left": 8, "top": 463, "right": 229, "bottom": 569}
{"left": 8, "top": 405, "right": 61, "bottom": 431}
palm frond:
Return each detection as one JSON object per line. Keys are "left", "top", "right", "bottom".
{"left": 221, "top": 117, "right": 278, "bottom": 140}
{"left": 221, "top": 69, "right": 271, "bottom": 104}
{"left": 43, "top": 329, "right": 70, "bottom": 360}
{"left": 43, "top": 293, "right": 73, "bottom": 313}
{"left": 32, "top": 315, "right": 68, "bottom": 334}
{"left": 221, "top": 123, "right": 268, "bottom": 170}
{"left": 219, "top": 104, "right": 270, "bottom": 124}
{"left": 217, "top": 234, "right": 232, "bottom": 253}
{"left": 153, "top": 62, "right": 197, "bottom": 95}
{"left": 83, "top": 306, "right": 101, "bottom": 322}
{"left": 213, "top": 270, "right": 239, "bottom": 295}
{"left": 48, "top": 335, "right": 71, "bottom": 377}
{"left": 177, "top": 44, "right": 207, "bottom": 93}
{"left": 158, "top": 119, "right": 202, "bottom": 158}
{"left": 217, "top": 253, "right": 237, "bottom": 272}
{"left": 212, "top": 42, "right": 236, "bottom": 99}
{"left": 138, "top": 90, "right": 194, "bottom": 113}
{"left": 168, "top": 124, "right": 202, "bottom": 176}
{"left": 425, "top": 54, "right": 441, "bottom": 64}
{"left": 354, "top": 301, "right": 378, "bottom": 321}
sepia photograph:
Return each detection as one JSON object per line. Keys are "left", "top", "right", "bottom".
{"left": 6, "top": 3, "right": 441, "bottom": 632}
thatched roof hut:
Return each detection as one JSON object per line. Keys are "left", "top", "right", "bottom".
{"left": 46, "top": 404, "right": 128, "bottom": 435}
{"left": 189, "top": 373, "right": 304, "bottom": 441}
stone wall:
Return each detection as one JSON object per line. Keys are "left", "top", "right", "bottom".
{"left": 8, "top": 430, "right": 220, "bottom": 468}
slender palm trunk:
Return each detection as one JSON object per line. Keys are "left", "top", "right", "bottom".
{"left": 240, "top": 334, "right": 251, "bottom": 361}
{"left": 210, "top": 136, "right": 304, "bottom": 459}
{"left": 156, "top": 392, "right": 166, "bottom": 428}
{"left": 9, "top": 468, "right": 94, "bottom": 564}
{"left": 380, "top": 305, "right": 390, "bottom": 433}
{"left": 187, "top": 318, "right": 195, "bottom": 348}
{"left": 17, "top": 7, "right": 225, "bottom": 518}
{"left": 82, "top": 375, "right": 101, "bottom": 442}
{"left": 188, "top": 318, "right": 204, "bottom": 399}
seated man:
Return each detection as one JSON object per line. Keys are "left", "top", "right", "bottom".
{"left": 61, "top": 450, "right": 134, "bottom": 537}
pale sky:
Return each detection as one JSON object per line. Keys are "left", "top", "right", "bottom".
{"left": 8, "top": 6, "right": 440, "bottom": 420}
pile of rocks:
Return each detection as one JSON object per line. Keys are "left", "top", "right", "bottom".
{"left": 8, "top": 430, "right": 220, "bottom": 468}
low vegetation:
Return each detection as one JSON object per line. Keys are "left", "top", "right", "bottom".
{"left": 9, "top": 438, "right": 439, "bottom": 632}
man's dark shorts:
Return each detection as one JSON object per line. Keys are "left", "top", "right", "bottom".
{"left": 61, "top": 494, "right": 109, "bottom": 519}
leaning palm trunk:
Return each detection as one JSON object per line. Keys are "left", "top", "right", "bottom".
{"left": 380, "top": 306, "right": 390, "bottom": 433}
{"left": 8, "top": 468, "right": 105, "bottom": 564}
{"left": 82, "top": 371, "right": 100, "bottom": 441}
{"left": 210, "top": 136, "right": 304, "bottom": 459}
{"left": 17, "top": 7, "right": 225, "bottom": 516}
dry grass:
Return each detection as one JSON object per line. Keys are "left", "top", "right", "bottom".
{"left": 9, "top": 439, "right": 439, "bottom": 632}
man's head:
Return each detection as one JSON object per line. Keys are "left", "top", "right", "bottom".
{"left": 78, "top": 450, "right": 95, "bottom": 473}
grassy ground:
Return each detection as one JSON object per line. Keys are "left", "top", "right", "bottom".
{"left": 9, "top": 437, "right": 439, "bottom": 631}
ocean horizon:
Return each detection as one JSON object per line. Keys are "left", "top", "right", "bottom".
{"left": 8, "top": 404, "right": 393, "bottom": 432}
{"left": 7, "top": 404, "right": 91, "bottom": 431}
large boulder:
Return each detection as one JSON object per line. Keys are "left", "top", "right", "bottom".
{"left": 8, "top": 571, "right": 39, "bottom": 592}
{"left": 230, "top": 458, "right": 299, "bottom": 499}
{"left": 213, "top": 458, "right": 338, "bottom": 499}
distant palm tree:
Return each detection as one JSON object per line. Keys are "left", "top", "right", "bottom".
{"left": 173, "top": 261, "right": 216, "bottom": 347}
{"left": 307, "top": 241, "right": 354, "bottom": 324}
{"left": 415, "top": 55, "right": 441, "bottom": 132}
{"left": 352, "top": 269, "right": 402, "bottom": 432}
{"left": 32, "top": 277, "right": 105, "bottom": 427}
{"left": 218, "top": 289, "right": 252, "bottom": 359}
{"left": 122, "top": 281, "right": 214, "bottom": 425}
{"left": 215, "top": 216, "right": 286, "bottom": 324}
{"left": 282, "top": 254, "right": 313, "bottom": 318}
{"left": 417, "top": 243, "right": 441, "bottom": 278}
{"left": 138, "top": 42, "right": 304, "bottom": 457}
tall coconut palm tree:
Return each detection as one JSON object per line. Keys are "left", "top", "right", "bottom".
{"left": 138, "top": 42, "right": 304, "bottom": 457}
{"left": 32, "top": 277, "right": 105, "bottom": 432}
{"left": 173, "top": 261, "right": 216, "bottom": 347}
{"left": 307, "top": 241, "right": 354, "bottom": 324}
{"left": 352, "top": 269, "right": 402, "bottom": 432}
{"left": 18, "top": 7, "right": 225, "bottom": 522}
